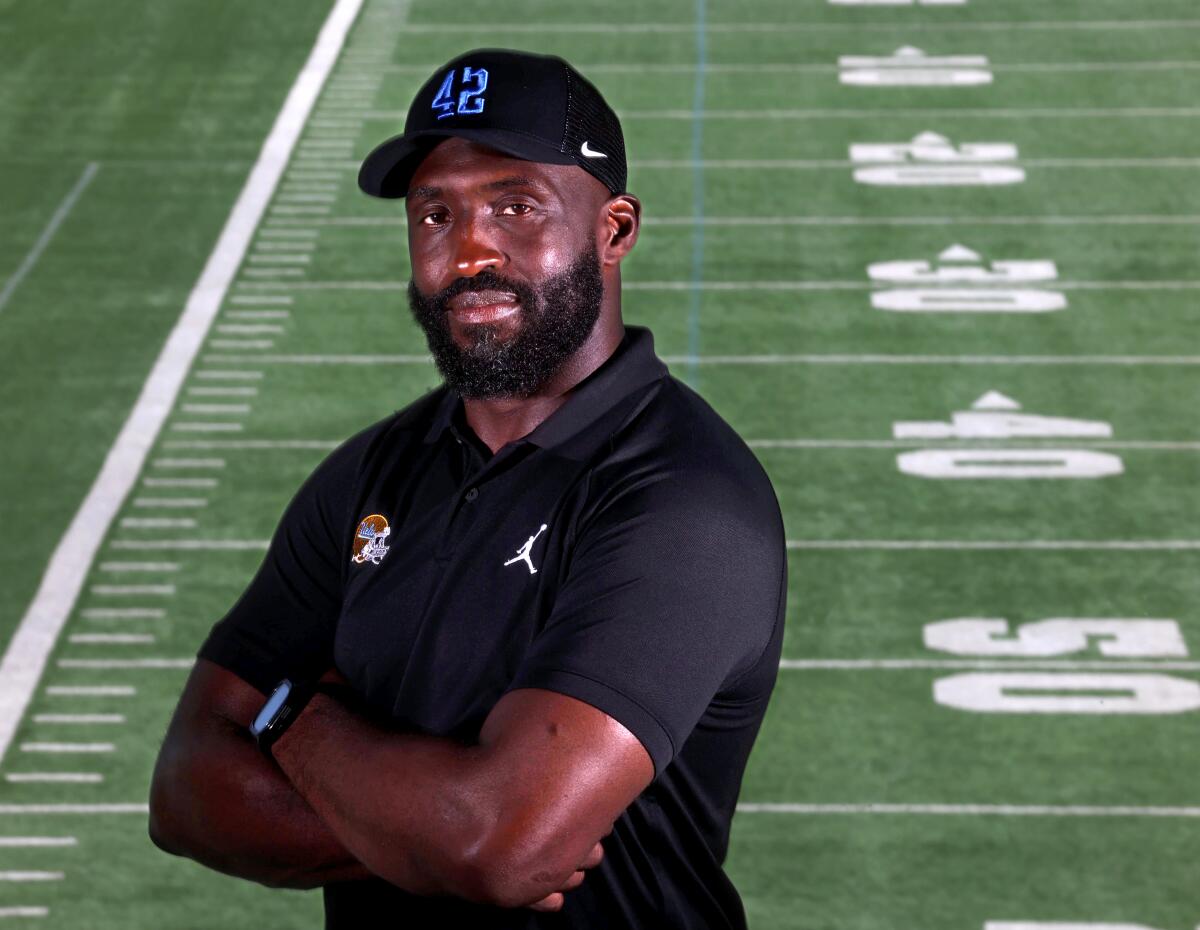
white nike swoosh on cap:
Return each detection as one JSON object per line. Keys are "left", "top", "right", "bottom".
{"left": 580, "top": 141, "right": 607, "bottom": 159}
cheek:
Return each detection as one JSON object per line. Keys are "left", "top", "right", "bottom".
{"left": 518, "top": 224, "right": 587, "bottom": 279}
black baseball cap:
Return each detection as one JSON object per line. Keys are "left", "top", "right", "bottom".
{"left": 357, "top": 49, "right": 627, "bottom": 199}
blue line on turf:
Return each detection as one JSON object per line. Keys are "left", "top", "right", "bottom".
{"left": 686, "top": 0, "right": 707, "bottom": 387}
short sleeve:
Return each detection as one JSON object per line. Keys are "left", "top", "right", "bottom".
{"left": 506, "top": 464, "right": 787, "bottom": 777}
{"left": 196, "top": 438, "right": 364, "bottom": 695}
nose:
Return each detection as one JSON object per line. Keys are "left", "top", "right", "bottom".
{"left": 452, "top": 214, "right": 505, "bottom": 276}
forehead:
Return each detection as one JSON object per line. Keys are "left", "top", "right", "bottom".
{"left": 407, "top": 137, "right": 588, "bottom": 201}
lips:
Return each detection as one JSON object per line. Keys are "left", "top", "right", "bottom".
{"left": 447, "top": 289, "right": 520, "bottom": 324}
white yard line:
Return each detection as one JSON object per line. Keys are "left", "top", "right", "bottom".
{"left": 197, "top": 351, "right": 1200, "bottom": 366}
{"left": 749, "top": 439, "right": 1200, "bottom": 451}
{"left": 735, "top": 803, "right": 1200, "bottom": 817}
{"left": 0, "top": 163, "right": 99, "bottom": 315}
{"left": 622, "top": 107, "right": 1200, "bottom": 120}
{"left": 109, "top": 540, "right": 270, "bottom": 551}
{"left": 0, "top": 873, "right": 63, "bottom": 883}
{"left": 356, "top": 105, "right": 1200, "bottom": 121}
{"left": 786, "top": 540, "right": 1200, "bottom": 551}
{"left": 265, "top": 214, "right": 1200, "bottom": 228}
{"left": 397, "top": 20, "right": 1200, "bottom": 33}
{"left": 233, "top": 278, "right": 1200, "bottom": 292}
{"left": 384, "top": 60, "right": 1200, "bottom": 75}
{"left": 0, "top": 907, "right": 49, "bottom": 918}
{"left": 0, "top": 0, "right": 367, "bottom": 767}
{"left": 634, "top": 158, "right": 1200, "bottom": 170}
{"left": 780, "top": 659, "right": 1200, "bottom": 671}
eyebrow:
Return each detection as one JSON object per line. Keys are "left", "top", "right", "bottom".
{"left": 407, "top": 176, "right": 544, "bottom": 202}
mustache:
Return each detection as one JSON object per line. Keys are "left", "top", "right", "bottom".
{"left": 418, "top": 270, "right": 536, "bottom": 308}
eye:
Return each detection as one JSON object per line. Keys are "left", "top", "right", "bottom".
{"left": 419, "top": 209, "right": 449, "bottom": 227}
{"left": 500, "top": 201, "right": 534, "bottom": 216}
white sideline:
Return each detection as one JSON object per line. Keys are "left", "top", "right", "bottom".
{"left": 0, "top": 0, "right": 366, "bottom": 767}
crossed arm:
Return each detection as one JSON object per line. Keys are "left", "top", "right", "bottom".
{"left": 148, "top": 659, "right": 654, "bottom": 909}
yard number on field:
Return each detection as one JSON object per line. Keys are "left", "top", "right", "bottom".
{"left": 925, "top": 619, "right": 1200, "bottom": 714}
{"left": 869, "top": 244, "right": 1065, "bottom": 314}
{"left": 851, "top": 133, "right": 1023, "bottom": 187}
{"left": 893, "top": 392, "right": 1123, "bottom": 479}
{"left": 840, "top": 48, "right": 991, "bottom": 87}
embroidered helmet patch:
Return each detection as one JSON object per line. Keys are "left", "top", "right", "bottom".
{"left": 351, "top": 514, "right": 392, "bottom": 565}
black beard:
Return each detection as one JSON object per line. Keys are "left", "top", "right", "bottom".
{"left": 407, "top": 247, "right": 604, "bottom": 399}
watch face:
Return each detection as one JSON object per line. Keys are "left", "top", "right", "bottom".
{"left": 251, "top": 679, "right": 293, "bottom": 736}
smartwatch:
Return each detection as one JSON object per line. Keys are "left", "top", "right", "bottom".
{"left": 249, "top": 678, "right": 320, "bottom": 759}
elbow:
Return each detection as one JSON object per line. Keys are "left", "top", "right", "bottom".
{"left": 147, "top": 756, "right": 191, "bottom": 858}
{"left": 455, "top": 825, "right": 566, "bottom": 910}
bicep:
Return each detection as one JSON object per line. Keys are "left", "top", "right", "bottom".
{"left": 473, "top": 688, "right": 654, "bottom": 880}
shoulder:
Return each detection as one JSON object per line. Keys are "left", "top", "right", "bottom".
{"left": 603, "top": 375, "right": 780, "bottom": 519}
{"left": 581, "top": 375, "right": 785, "bottom": 560}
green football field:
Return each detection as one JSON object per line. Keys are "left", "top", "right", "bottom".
{"left": 2, "top": 0, "right": 1199, "bottom": 926}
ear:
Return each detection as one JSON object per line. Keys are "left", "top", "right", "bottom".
{"left": 598, "top": 194, "right": 641, "bottom": 266}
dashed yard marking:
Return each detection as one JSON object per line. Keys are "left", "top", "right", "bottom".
{"left": 44, "top": 687, "right": 135, "bottom": 696}
{"left": 79, "top": 608, "right": 164, "bottom": 620}
{"left": 89, "top": 585, "right": 176, "bottom": 596}
{"left": 18, "top": 744, "right": 114, "bottom": 754}
{"left": 0, "top": 839, "right": 76, "bottom": 847}
{"left": 0, "top": 0, "right": 367, "bottom": 765}
{"left": 4, "top": 774, "right": 103, "bottom": 784}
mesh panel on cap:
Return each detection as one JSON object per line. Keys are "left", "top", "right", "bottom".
{"left": 561, "top": 68, "right": 628, "bottom": 194}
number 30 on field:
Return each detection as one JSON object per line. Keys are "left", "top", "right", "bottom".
{"left": 923, "top": 618, "right": 1200, "bottom": 714}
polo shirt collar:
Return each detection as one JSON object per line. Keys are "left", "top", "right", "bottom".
{"left": 422, "top": 325, "right": 667, "bottom": 452}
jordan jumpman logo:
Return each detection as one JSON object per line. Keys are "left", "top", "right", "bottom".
{"left": 503, "top": 524, "right": 548, "bottom": 575}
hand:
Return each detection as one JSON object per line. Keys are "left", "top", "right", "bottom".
{"left": 525, "top": 841, "right": 604, "bottom": 912}
{"left": 318, "top": 665, "right": 349, "bottom": 686}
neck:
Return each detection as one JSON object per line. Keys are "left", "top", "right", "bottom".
{"left": 462, "top": 313, "right": 624, "bottom": 455}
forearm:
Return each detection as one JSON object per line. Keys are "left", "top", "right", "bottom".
{"left": 149, "top": 711, "right": 375, "bottom": 889}
{"left": 271, "top": 693, "right": 493, "bottom": 901}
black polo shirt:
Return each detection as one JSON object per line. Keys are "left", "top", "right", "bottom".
{"left": 198, "top": 325, "right": 787, "bottom": 929}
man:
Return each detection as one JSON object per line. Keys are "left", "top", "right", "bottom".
{"left": 149, "top": 49, "right": 787, "bottom": 928}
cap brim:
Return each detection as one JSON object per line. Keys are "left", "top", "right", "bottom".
{"left": 357, "top": 128, "right": 577, "bottom": 198}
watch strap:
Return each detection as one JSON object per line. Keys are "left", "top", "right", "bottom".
{"left": 254, "top": 679, "right": 319, "bottom": 760}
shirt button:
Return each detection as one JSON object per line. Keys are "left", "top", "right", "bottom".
{"left": 465, "top": 487, "right": 479, "bottom": 502}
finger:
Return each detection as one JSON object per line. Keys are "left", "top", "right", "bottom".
{"left": 580, "top": 841, "right": 604, "bottom": 870}
{"left": 526, "top": 892, "right": 564, "bottom": 912}
{"left": 559, "top": 869, "right": 586, "bottom": 892}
